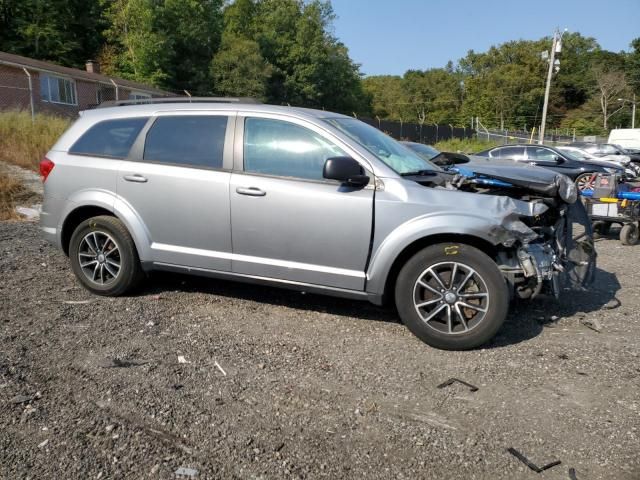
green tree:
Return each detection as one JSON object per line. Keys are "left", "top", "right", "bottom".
{"left": 0, "top": 0, "right": 106, "bottom": 68}
{"left": 101, "top": 0, "right": 169, "bottom": 86}
{"left": 156, "top": 0, "right": 223, "bottom": 93}
{"left": 211, "top": 35, "right": 272, "bottom": 99}
{"left": 216, "top": 0, "right": 368, "bottom": 113}
{"left": 102, "top": 0, "right": 224, "bottom": 92}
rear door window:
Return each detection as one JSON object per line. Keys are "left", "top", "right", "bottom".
{"left": 70, "top": 117, "right": 148, "bottom": 158}
{"left": 143, "top": 116, "right": 228, "bottom": 169}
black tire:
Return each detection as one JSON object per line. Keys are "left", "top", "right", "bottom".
{"left": 394, "top": 243, "right": 509, "bottom": 350}
{"left": 69, "top": 215, "right": 144, "bottom": 296}
{"left": 620, "top": 223, "right": 639, "bottom": 246}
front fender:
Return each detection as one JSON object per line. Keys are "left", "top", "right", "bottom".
{"left": 60, "top": 189, "right": 152, "bottom": 262}
{"left": 366, "top": 213, "right": 506, "bottom": 296}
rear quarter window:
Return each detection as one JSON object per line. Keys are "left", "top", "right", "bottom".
{"left": 69, "top": 117, "right": 148, "bottom": 158}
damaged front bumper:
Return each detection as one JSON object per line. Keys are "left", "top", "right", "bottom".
{"left": 497, "top": 200, "right": 596, "bottom": 300}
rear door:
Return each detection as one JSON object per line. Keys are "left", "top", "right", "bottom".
{"left": 117, "top": 112, "right": 235, "bottom": 270}
{"left": 229, "top": 114, "right": 374, "bottom": 290}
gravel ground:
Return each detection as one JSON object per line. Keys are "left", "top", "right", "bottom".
{"left": 0, "top": 220, "right": 639, "bottom": 479}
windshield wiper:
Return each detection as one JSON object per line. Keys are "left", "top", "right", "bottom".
{"left": 400, "top": 170, "right": 438, "bottom": 177}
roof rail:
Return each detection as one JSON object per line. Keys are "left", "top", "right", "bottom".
{"left": 97, "top": 97, "right": 262, "bottom": 108}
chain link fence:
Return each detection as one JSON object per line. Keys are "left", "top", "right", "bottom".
{"left": 359, "top": 117, "right": 473, "bottom": 144}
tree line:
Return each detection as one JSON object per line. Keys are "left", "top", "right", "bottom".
{"left": 0, "top": 0, "right": 369, "bottom": 114}
{"left": 364, "top": 33, "right": 640, "bottom": 135}
{"left": 0, "top": 0, "right": 638, "bottom": 134}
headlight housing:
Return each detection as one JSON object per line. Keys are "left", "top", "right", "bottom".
{"left": 604, "top": 167, "right": 619, "bottom": 173}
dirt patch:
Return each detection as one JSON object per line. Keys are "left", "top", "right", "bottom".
{"left": 0, "top": 161, "right": 43, "bottom": 220}
{"left": 0, "top": 222, "right": 639, "bottom": 479}
{"left": 0, "top": 170, "right": 28, "bottom": 220}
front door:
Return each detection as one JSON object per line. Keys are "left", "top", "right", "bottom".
{"left": 117, "top": 113, "right": 234, "bottom": 270}
{"left": 229, "top": 115, "right": 374, "bottom": 290}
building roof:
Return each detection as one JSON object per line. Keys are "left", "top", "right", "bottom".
{"left": 0, "top": 50, "right": 171, "bottom": 96}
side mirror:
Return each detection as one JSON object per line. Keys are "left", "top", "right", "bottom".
{"left": 554, "top": 155, "right": 565, "bottom": 164}
{"left": 323, "top": 157, "right": 370, "bottom": 187}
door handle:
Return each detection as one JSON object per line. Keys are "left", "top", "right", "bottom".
{"left": 236, "top": 186, "right": 266, "bottom": 197}
{"left": 123, "top": 174, "right": 148, "bottom": 183}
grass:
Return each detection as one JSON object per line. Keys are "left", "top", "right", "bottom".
{"left": 434, "top": 138, "right": 501, "bottom": 155}
{"left": 0, "top": 170, "right": 27, "bottom": 220}
{"left": 0, "top": 110, "right": 70, "bottom": 171}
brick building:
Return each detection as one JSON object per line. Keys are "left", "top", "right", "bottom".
{"left": 0, "top": 51, "right": 172, "bottom": 117}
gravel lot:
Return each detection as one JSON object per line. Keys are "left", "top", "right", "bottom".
{"left": 1, "top": 220, "right": 639, "bottom": 479}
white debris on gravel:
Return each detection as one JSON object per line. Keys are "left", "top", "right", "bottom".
{"left": 15, "top": 205, "right": 41, "bottom": 220}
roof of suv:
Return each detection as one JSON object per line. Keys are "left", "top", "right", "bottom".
{"left": 81, "top": 102, "right": 351, "bottom": 122}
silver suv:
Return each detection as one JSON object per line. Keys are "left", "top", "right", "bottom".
{"left": 40, "top": 98, "right": 595, "bottom": 350}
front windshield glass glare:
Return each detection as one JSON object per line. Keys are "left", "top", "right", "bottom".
{"left": 325, "top": 118, "right": 440, "bottom": 174}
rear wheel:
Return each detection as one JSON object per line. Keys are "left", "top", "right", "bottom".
{"left": 69, "top": 215, "right": 144, "bottom": 295}
{"left": 620, "top": 222, "right": 639, "bottom": 246}
{"left": 394, "top": 243, "right": 509, "bottom": 350}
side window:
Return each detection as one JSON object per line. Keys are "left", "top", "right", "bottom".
{"left": 143, "top": 116, "right": 227, "bottom": 169}
{"left": 70, "top": 117, "right": 147, "bottom": 158}
{"left": 243, "top": 117, "right": 346, "bottom": 181}
{"left": 527, "top": 147, "right": 557, "bottom": 161}
{"left": 494, "top": 146, "right": 526, "bottom": 160}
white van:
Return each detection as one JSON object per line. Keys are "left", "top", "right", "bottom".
{"left": 609, "top": 129, "right": 640, "bottom": 149}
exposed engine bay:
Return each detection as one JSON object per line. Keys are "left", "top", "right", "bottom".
{"left": 403, "top": 166, "right": 596, "bottom": 299}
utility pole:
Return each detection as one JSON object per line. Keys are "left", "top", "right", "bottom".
{"left": 539, "top": 29, "right": 566, "bottom": 144}
{"left": 618, "top": 94, "right": 637, "bottom": 129}
{"left": 538, "top": 28, "right": 567, "bottom": 144}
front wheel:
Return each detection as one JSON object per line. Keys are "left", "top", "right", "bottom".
{"left": 394, "top": 243, "right": 509, "bottom": 350}
{"left": 69, "top": 215, "right": 144, "bottom": 296}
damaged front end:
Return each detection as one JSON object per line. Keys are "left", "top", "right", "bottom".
{"left": 420, "top": 164, "right": 597, "bottom": 300}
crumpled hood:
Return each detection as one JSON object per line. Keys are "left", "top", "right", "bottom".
{"left": 449, "top": 157, "right": 574, "bottom": 200}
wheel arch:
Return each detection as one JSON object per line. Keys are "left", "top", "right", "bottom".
{"left": 371, "top": 233, "right": 498, "bottom": 305}
{"left": 61, "top": 205, "right": 114, "bottom": 255}
{"left": 59, "top": 194, "right": 151, "bottom": 261}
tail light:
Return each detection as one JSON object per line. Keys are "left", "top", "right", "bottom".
{"left": 40, "top": 157, "right": 55, "bottom": 182}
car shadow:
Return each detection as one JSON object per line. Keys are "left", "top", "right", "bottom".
{"left": 139, "top": 266, "right": 621, "bottom": 348}
{"left": 142, "top": 271, "right": 400, "bottom": 324}
{"left": 488, "top": 266, "right": 621, "bottom": 348}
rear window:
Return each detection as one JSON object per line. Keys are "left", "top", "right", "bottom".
{"left": 69, "top": 117, "right": 147, "bottom": 158}
{"left": 143, "top": 116, "right": 228, "bottom": 169}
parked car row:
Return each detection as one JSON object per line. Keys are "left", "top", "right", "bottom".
{"left": 403, "top": 141, "right": 640, "bottom": 190}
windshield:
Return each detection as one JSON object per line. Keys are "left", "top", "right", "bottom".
{"left": 325, "top": 118, "right": 440, "bottom": 174}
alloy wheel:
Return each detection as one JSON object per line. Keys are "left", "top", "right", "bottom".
{"left": 412, "top": 261, "right": 490, "bottom": 335}
{"left": 77, "top": 231, "right": 121, "bottom": 285}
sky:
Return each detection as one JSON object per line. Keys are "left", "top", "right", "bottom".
{"left": 329, "top": 0, "right": 640, "bottom": 76}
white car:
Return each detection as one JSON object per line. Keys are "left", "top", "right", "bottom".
{"left": 558, "top": 146, "right": 639, "bottom": 179}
